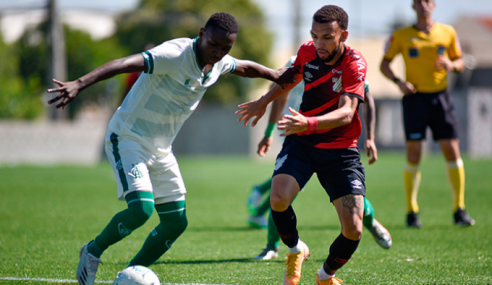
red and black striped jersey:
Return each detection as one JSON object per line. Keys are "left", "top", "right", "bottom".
{"left": 291, "top": 41, "right": 367, "bottom": 149}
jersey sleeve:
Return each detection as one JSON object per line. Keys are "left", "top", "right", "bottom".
{"left": 341, "top": 53, "right": 366, "bottom": 101}
{"left": 219, "top": 54, "right": 237, "bottom": 75}
{"left": 383, "top": 33, "right": 401, "bottom": 61}
{"left": 448, "top": 26, "right": 462, "bottom": 60}
{"left": 141, "top": 41, "right": 185, "bottom": 75}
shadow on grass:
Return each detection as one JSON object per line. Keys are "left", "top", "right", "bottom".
{"left": 152, "top": 257, "right": 327, "bottom": 265}
{"left": 186, "top": 225, "right": 341, "bottom": 232}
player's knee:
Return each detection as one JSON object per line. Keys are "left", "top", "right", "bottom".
{"left": 159, "top": 213, "right": 188, "bottom": 236}
{"left": 270, "top": 194, "right": 290, "bottom": 212}
{"left": 128, "top": 200, "right": 154, "bottom": 226}
{"left": 342, "top": 227, "right": 362, "bottom": 241}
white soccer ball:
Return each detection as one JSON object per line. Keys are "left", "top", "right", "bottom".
{"left": 113, "top": 265, "right": 161, "bottom": 285}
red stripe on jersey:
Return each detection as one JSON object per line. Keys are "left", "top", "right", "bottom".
{"left": 304, "top": 69, "right": 337, "bottom": 92}
{"left": 300, "top": 95, "right": 339, "bottom": 117}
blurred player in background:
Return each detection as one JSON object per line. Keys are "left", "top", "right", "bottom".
{"left": 47, "top": 12, "right": 296, "bottom": 285}
{"left": 380, "top": 0, "right": 474, "bottom": 228}
{"left": 247, "top": 58, "right": 391, "bottom": 260}
{"left": 237, "top": 5, "right": 373, "bottom": 285}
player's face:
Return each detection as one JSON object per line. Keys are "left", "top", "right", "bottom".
{"left": 310, "top": 20, "right": 348, "bottom": 64}
{"left": 413, "top": 0, "right": 435, "bottom": 18}
{"left": 198, "top": 26, "right": 237, "bottom": 66}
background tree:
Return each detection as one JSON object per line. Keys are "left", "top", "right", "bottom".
{"left": 115, "top": 0, "right": 274, "bottom": 104}
{"left": 0, "top": 23, "right": 127, "bottom": 119}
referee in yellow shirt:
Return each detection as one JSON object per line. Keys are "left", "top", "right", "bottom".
{"left": 380, "top": 0, "right": 474, "bottom": 228}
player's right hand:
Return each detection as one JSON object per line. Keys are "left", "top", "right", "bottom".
{"left": 47, "top": 79, "right": 81, "bottom": 109}
{"left": 236, "top": 96, "right": 268, "bottom": 127}
{"left": 257, "top": 136, "right": 273, "bottom": 157}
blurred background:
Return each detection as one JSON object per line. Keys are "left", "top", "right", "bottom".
{"left": 0, "top": 0, "right": 491, "bottom": 165}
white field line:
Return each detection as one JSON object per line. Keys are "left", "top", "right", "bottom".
{"left": 0, "top": 277, "right": 234, "bottom": 285}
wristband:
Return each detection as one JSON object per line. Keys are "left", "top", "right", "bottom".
{"left": 392, "top": 77, "right": 400, "bottom": 83}
{"left": 264, "top": 122, "right": 276, "bottom": 138}
{"left": 452, "top": 61, "right": 458, "bottom": 72}
{"left": 306, "top": 117, "right": 318, "bottom": 134}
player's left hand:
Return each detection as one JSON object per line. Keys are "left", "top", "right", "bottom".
{"left": 365, "top": 139, "right": 378, "bottom": 165}
{"left": 435, "top": 56, "right": 453, "bottom": 71}
{"left": 278, "top": 107, "right": 307, "bottom": 136}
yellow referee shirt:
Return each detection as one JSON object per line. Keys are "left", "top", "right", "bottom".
{"left": 383, "top": 22, "right": 462, "bottom": 93}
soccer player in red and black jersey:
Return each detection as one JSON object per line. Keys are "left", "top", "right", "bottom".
{"left": 237, "top": 5, "right": 366, "bottom": 285}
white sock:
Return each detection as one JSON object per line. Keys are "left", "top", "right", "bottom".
{"left": 288, "top": 239, "right": 302, "bottom": 254}
{"left": 318, "top": 265, "right": 334, "bottom": 280}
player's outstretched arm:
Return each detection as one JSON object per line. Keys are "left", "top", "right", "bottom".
{"left": 233, "top": 59, "right": 300, "bottom": 87}
{"left": 257, "top": 90, "right": 290, "bottom": 156}
{"left": 47, "top": 54, "right": 146, "bottom": 109}
{"left": 362, "top": 90, "right": 377, "bottom": 165}
{"left": 236, "top": 75, "right": 300, "bottom": 127}
{"left": 278, "top": 94, "right": 359, "bottom": 136}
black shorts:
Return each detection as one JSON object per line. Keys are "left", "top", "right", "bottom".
{"left": 402, "top": 90, "right": 458, "bottom": 141}
{"left": 272, "top": 137, "right": 366, "bottom": 202}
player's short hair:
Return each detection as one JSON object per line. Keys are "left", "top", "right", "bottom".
{"left": 205, "top": 12, "right": 239, "bottom": 35}
{"left": 313, "top": 5, "right": 348, "bottom": 31}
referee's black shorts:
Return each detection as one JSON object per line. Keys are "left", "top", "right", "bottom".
{"left": 272, "top": 137, "right": 366, "bottom": 202}
{"left": 402, "top": 89, "right": 459, "bottom": 141}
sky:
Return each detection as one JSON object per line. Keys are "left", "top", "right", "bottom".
{"left": 2, "top": 0, "right": 492, "bottom": 50}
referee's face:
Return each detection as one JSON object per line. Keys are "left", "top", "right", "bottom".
{"left": 198, "top": 26, "right": 237, "bottom": 66}
{"left": 311, "top": 20, "right": 348, "bottom": 64}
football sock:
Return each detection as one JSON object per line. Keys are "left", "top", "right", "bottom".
{"left": 362, "top": 197, "right": 374, "bottom": 228}
{"left": 318, "top": 265, "right": 335, "bottom": 280}
{"left": 129, "top": 200, "right": 188, "bottom": 267}
{"left": 88, "top": 191, "right": 155, "bottom": 258}
{"left": 403, "top": 162, "right": 421, "bottom": 214}
{"left": 323, "top": 233, "right": 360, "bottom": 274}
{"left": 256, "top": 178, "right": 272, "bottom": 195}
{"left": 446, "top": 159, "right": 465, "bottom": 212}
{"left": 271, "top": 205, "right": 299, "bottom": 248}
{"left": 266, "top": 210, "right": 280, "bottom": 248}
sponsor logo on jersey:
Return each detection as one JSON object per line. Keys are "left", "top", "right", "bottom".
{"left": 351, "top": 179, "right": 363, "bottom": 189}
{"left": 305, "top": 62, "right": 319, "bottom": 70}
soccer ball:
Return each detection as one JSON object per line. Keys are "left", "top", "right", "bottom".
{"left": 113, "top": 265, "right": 161, "bottom": 285}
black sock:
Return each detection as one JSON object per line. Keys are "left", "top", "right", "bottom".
{"left": 323, "top": 233, "right": 360, "bottom": 274}
{"left": 271, "top": 205, "right": 299, "bottom": 248}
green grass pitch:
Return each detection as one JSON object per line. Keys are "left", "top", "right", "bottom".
{"left": 0, "top": 152, "right": 491, "bottom": 284}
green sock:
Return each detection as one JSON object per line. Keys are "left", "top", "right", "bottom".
{"left": 129, "top": 200, "right": 188, "bottom": 267}
{"left": 256, "top": 178, "right": 272, "bottom": 194}
{"left": 267, "top": 210, "right": 280, "bottom": 248}
{"left": 88, "top": 191, "right": 155, "bottom": 258}
{"left": 363, "top": 197, "right": 374, "bottom": 228}
{"left": 256, "top": 194, "right": 271, "bottom": 216}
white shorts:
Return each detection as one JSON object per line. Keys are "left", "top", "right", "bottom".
{"left": 105, "top": 130, "right": 186, "bottom": 205}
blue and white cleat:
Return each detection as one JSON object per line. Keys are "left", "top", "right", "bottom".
{"left": 76, "top": 242, "right": 102, "bottom": 285}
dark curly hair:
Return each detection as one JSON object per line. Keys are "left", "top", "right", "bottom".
{"left": 205, "top": 12, "right": 239, "bottom": 35}
{"left": 313, "top": 5, "right": 348, "bottom": 30}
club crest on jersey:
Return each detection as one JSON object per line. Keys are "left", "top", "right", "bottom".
{"left": 332, "top": 77, "right": 342, "bottom": 93}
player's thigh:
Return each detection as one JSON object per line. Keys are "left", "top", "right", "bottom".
{"left": 105, "top": 131, "right": 153, "bottom": 201}
{"left": 402, "top": 93, "right": 429, "bottom": 140}
{"left": 273, "top": 138, "right": 314, "bottom": 193}
{"left": 333, "top": 194, "right": 364, "bottom": 238}
{"left": 148, "top": 151, "right": 187, "bottom": 205}
{"left": 315, "top": 148, "right": 366, "bottom": 203}
{"left": 271, "top": 174, "right": 300, "bottom": 210}
{"left": 429, "top": 90, "right": 459, "bottom": 141}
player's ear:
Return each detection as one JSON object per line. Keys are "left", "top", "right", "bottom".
{"left": 341, "top": 30, "right": 349, "bottom": 42}
{"left": 199, "top": 28, "right": 206, "bottom": 39}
